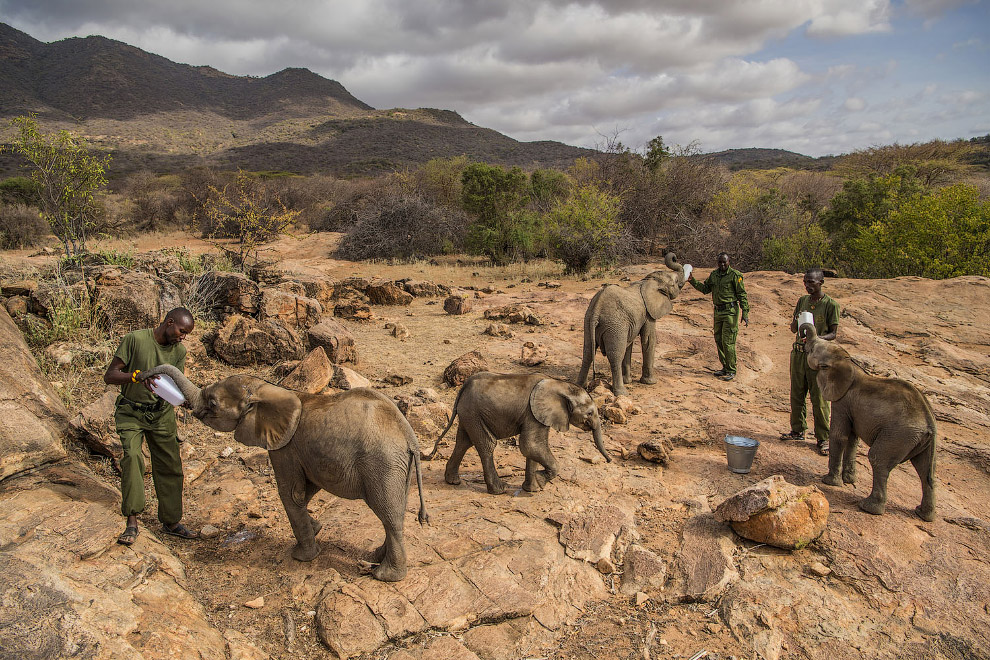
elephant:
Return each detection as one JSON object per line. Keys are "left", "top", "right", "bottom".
{"left": 800, "top": 323, "right": 937, "bottom": 521}
{"left": 424, "top": 372, "right": 611, "bottom": 494}
{"left": 140, "top": 364, "right": 428, "bottom": 581}
{"left": 576, "top": 252, "right": 688, "bottom": 395}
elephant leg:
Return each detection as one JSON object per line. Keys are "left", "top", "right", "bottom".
{"left": 444, "top": 427, "right": 472, "bottom": 486}
{"left": 363, "top": 477, "right": 409, "bottom": 582}
{"left": 823, "top": 416, "right": 852, "bottom": 486}
{"left": 520, "top": 432, "right": 558, "bottom": 492}
{"left": 305, "top": 481, "right": 323, "bottom": 536}
{"left": 577, "top": 328, "right": 594, "bottom": 388}
{"left": 268, "top": 451, "right": 321, "bottom": 561}
{"left": 910, "top": 449, "right": 936, "bottom": 522}
{"left": 639, "top": 323, "right": 657, "bottom": 384}
{"left": 603, "top": 339, "right": 628, "bottom": 396}
{"left": 621, "top": 343, "right": 634, "bottom": 384}
{"left": 477, "top": 435, "right": 507, "bottom": 495}
{"left": 841, "top": 436, "right": 860, "bottom": 485}
{"left": 859, "top": 445, "right": 897, "bottom": 516}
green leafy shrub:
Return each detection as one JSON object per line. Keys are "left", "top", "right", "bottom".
{"left": 760, "top": 223, "right": 833, "bottom": 274}
{"left": 461, "top": 163, "right": 536, "bottom": 265}
{"left": 549, "top": 184, "right": 628, "bottom": 273}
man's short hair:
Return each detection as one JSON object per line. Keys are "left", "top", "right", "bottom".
{"left": 717, "top": 252, "right": 730, "bottom": 260}
{"left": 164, "top": 307, "right": 194, "bottom": 326}
{"left": 804, "top": 267, "right": 825, "bottom": 282}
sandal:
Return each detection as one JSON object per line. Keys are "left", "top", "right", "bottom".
{"left": 779, "top": 431, "right": 804, "bottom": 442}
{"left": 117, "top": 525, "right": 139, "bottom": 546}
{"left": 162, "top": 522, "right": 199, "bottom": 539}
{"left": 817, "top": 442, "right": 829, "bottom": 456}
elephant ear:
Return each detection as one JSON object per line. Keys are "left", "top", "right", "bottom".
{"left": 234, "top": 382, "right": 302, "bottom": 451}
{"left": 816, "top": 350, "right": 856, "bottom": 402}
{"left": 530, "top": 378, "right": 570, "bottom": 432}
{"left": 641, "top": 276, "right": 675, "bottom": 321}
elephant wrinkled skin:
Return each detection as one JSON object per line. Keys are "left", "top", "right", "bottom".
{"left": 801, "top": 323, "right": 937, "bottom": 521}
{"left": 141, "top": 364, "right": 428, "bottom": 581}
{"left": 577, "top": 252, "right": 688, "bottom": 395}
{"left": 425, "top": 372, "right": 611, "bottom": 495}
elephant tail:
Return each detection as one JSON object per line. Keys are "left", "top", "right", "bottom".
{"left": 409, "top": 448, "right": 430, "bottom": 525}
{"left": 422, "top": 388, "right": 462, "bottom": 460}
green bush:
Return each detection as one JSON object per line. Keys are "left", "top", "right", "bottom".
{"left": 760, "top": 223, "right": 832, "bottom": 274}
{"left": 549, "top": 184, "right": 627, "bottom": 273}
{"left": 461, "top": 163, "right": 535, "bottom": 265}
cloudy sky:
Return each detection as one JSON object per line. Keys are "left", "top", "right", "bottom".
{"left": 3, "top": 0, "right": 988, "bottom": 156}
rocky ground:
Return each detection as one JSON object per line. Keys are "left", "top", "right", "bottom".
{"left": 1, "top": 231, "right": 989, "bottom": 660}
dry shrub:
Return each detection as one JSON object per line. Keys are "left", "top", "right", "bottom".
{"left": 337, "top": 191, "right": 469, "bottom": 261}
{"left": 0, "top": 203, "right": 48, "bottom": 248}
{"left": 308, "top": 177, "right": 390, "bottom": 233}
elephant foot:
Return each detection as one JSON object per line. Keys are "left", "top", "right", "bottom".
{"left": 370, "top": 543, "right": 386, "bottom": 564}
{"left": 915, "top": 504, "right": 936, "bottom": 522}
{"left": 524, "top": 470, "right": 555, "bottom": 492}
{"left": 640, "top": 376, "right": 657, "bottom": 385}
{"left": 486, "top": 478, "right": 507, "bottom": 495}
{"left": 612, "top": 385, "right": 628, "bottom": 397}
{"left": 291, "top": 542, "right": 321, "bottom": 562}
{"left": 822, "top": 473, "right": 843, "bottom": 487}
{"left": 841, "top": 472, "right": 856, "bottom": 485}
{"left": 372, "top": 562, "right": 407, "bottom": 583}
{"left": 444, "top": 473, "right": 462, "bottom": 486}
{"left": 858, "top": 497, "right": 886, "bottom": 516}
{"left": 522, "top": 480, "right": 540, "bottom": 492}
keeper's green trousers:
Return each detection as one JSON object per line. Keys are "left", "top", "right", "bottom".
{"left": 115, "top": 400, "right": 184, "bottom": 525}
{"left": 714, "top": 309, "right": 739, "bottom": 374}
{"left": 789, "top": 349, "right": 830, "bottom": 446}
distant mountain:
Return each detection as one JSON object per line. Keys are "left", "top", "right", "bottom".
{"left": 700, "top": 147, "right": 837, "bottom": 171}
{"left": 0, "top": 23, "right": 593, "bottom": 176}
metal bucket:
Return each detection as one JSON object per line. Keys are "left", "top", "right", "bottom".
{"left": 724, "top": 435, "right": 759, "bottom": 473}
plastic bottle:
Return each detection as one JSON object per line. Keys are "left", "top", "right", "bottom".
{"left": 682, "top": 264, "right": 693, "bottom": 281}
{"left": 149, "top": 374, "right": 186, "bottom": 406}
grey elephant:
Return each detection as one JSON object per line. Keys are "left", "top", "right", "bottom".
{"left": 424, "top": 372, "right": 611, "bottom": 494}
{"left": 801, "top": 324, "right": 937, "bottom": 521}
{"left": 140, "top": 364, "right": 428, "bottom": 581}
{"left": 577, "top": 252, "right": 688, "bottom": 395}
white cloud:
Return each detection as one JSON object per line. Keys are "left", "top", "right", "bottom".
{"left": 844, "top": 97, "right": 866, "bottom": 111}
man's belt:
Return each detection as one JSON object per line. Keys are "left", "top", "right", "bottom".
{"left": 714, "top": 301, "right": 738, "bottom": 311}
{"left": 793, "top": 341, "right": 806, "bottom": 353}
{"left": 120, "top": 396, "right": 165, "bottom": 413}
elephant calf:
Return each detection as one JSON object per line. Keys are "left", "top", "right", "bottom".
{"left": 425, "top": 372, "right": 611, "bottom": 494}
{"left": 801, "top": 324, "right": 937, "bottom": 521}
{"left": 141, "top": 364, "right": 428, "bottom": 581}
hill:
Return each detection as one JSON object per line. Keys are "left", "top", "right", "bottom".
{"left": 0, "top": 23, "right": 594, "bottom": 176}
{"left": 702, "top": 147, "right": 837, "bottom": 171}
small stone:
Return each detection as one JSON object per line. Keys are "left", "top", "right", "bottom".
{"left": 220, "top": 446, "right": 235, "bottom": 458}
{"left": 596, "top": 557, "right": 615, "bottom": 574}
{"left": 391, "top": 324, "right": 410, "bottom": 340}
{"left": 200, "top": 524, "right": 221, "bottom": 539}
{"left": 603, "top": 406, "right": 627, "bottom": 424}
{"left": 808, "top": 562, "right": 832, "bottom": 577}
{"left": 244, "top": 597, "right": 265, "bottom": 609}
{"left": 635, "top": 592, "right": 650, "bottom": 606}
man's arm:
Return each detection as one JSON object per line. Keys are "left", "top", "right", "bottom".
{"left": 688, "top": 272, "right": 712, "bottom": 294}
{"left": 735, "top": 273, "right": 750, "bottom": 324}
{"left": 103, "top": 356, "right": 155, "bottom": 391}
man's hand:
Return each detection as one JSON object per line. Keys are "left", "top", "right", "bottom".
{"left": 742, "top": 316, "right": 749, "bottom": 327}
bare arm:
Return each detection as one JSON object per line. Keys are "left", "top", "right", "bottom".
{"left": 103, "top": 356, "right": 156, "bottom": 391}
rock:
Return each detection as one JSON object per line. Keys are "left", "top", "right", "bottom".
{"left": 635, "top": 592, "right": 650, "bottom": 606}
{"left": 519, "top": 341, "right": 549, "bottom": 366}
{"left": 4, "top": 295, "right": 28, "bottom": 317}
{"left": 210, "top": 315, "right": 305, "bottom": 366}
{"left": 92, "top": 268, "right": 183, "bottom": 334}
{"left": 332, "top": 366, "right": 371, "bottom": 390}
{"left": 637, "top": 437, "right": 674, "bottom": 465}
{"left": 307, "top": 318, "right": 358, "bottom": 364}
{"left": 201, "top": 524, "right": 221, "bottom": 539}
{"left": 43, "top": 341, "right": 112, "bottom": 369}
{"left": 244, "top": 597, "right": 265, "bottom": 609}
{"left": 258, "top": 288, "right": 322, "bottom": 329}
{"left": 367, "top": 280, "right": 414, "bottom": 306}
{"left": 483, "top": 304, "right": 535, "bottom": 324}
{"left": 0, "top": 306, "right": 68, "bottom": 480}
{"left": 279, "top": 347, "right": 334, "bottom": 393}
{"left": 714, "top": 476, "right": 829, "bottom": 550}
{"left": 483, "top": 323, "right": 513, "bottom": 338}
{"left": 275, "top": 280, "right": 307, "bottom": 297}
{"left": 669, "top": 513, "right": 740, "bottom": 603}
{"left": 334, "top": 301, "right": 373, "bottom": 321}
{"left": 403, "top": 401, "right": 453, "bottom": 439}
{"left": 382, "top": 373, "right": 414, "bottom": 387}
{"left": 557, "top": 504, "right": 638, "bottom": 566}
{"left": 187, "top": 271, "right": 261, "bottom": 320}
{"left": 602, "top": 406, "right": 627, "bottom": 424}
{"left": 69, "top": 391, "right": 120, "bottom": 458}
{"left": 238, "top": 446, "right": 271, "bottom": 472}
{"left": 443, "top": 294, "right": 472, "bottom": 315}
{"left": 808, "top": 562, "right": 832, "bottom": 577}
{"left": 390, "top": 323, "right": 410, "bottom": 340}
{"left": 316, "top": 591, "right": 388, "bottom": 659}
{"left": 1, "top": 279, "right": 36, "bottom": 297}
{"left": 442, "top": 351, "right": 489, "bottom": 387}
{"left": 221, "top": 446, "right": 235, "bottom": 458}
{"left": 613, "top": 396, "right": 641, "bottom": 415}
{"left": 292, "top": 275, "right": 337, "bottom": 310}
{"left": 223, "top": 629, "right": 270, "bottom": 660}
{"left": 620, "top": 544, "right": 667, "bottom": 596}
{"left": 538, "top": 281, "right": 562, "bottom": 289}
{"left": 402, "top": 280, "right": 450, "bottom": 298}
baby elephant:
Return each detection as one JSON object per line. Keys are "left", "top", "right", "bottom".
{"left": 425, "top": 372, "right": 611, "bottom": 494}
{"left": 141, "top": 364, "right": 428, "bottom": 581}
{"left": 801, "top": 324, "right": 937, "bottom": 521}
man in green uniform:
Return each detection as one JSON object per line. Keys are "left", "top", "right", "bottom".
{"left": 104, "top": 307, "right": 197, "bottom": 545}
{"left": 688, "top": 252, "right": 750, "bottom": 381}
{"left": 780, "top": 267, "right": 840, "bottom": 455}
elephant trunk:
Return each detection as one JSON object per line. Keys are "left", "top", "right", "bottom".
{"left": 139, "top": 364, "right": 203, "bottom": 409}
{"left": 663, "top": 251, "right": 681, "bottom": 273}
{"left": 591, "top": 420, "right": 612, "bottom": 463}
{"left": 800, "top": 322, "right": 818, "bottom": 342}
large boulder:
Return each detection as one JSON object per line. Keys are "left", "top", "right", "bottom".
{"left": 291, "top": 275, "right": 337, "bottom": 311}
{"left": 91, "top": 267, "right": 183, "bottom": 334}
{"left": 210, "top": 315, "right": 305, "bottom": 366}
{"left": 401, "top": 280, "right": 450, "bottom": 298}
{"left": 714, "top": 475, "right": 830, "bottom": 550}
{"left": 308, "top": 318, "right": 358, "bottom": 364}
{"left": 443, "top": 293, "right": 472, "bottom": 315}
{"left": 442, "top": 351, "right": 489, "bottom": 387}
{"left": 258, "top": 288, "right": 322, "bottom": 329}
{"left": 366, "top": 280, "right": 413, "bottom": 306}
{"left": 0, "top": 306, "right": 68, "bottom": 481}
{"left": 188, "top": 271, "right": 261, "bottom": 320}
{"left": 279, "top": 347, "right": 334, "bottom": 393}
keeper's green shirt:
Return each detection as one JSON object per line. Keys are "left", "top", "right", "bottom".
{"left": 690, "top": 267, "right": 750, "bottom": 316}
{"left": 113, "top": 329, "right": 186, "bottom": 404}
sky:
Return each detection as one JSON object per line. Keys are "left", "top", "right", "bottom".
{"left": 2, "top": 0, "right": 988, "bottom": 157}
